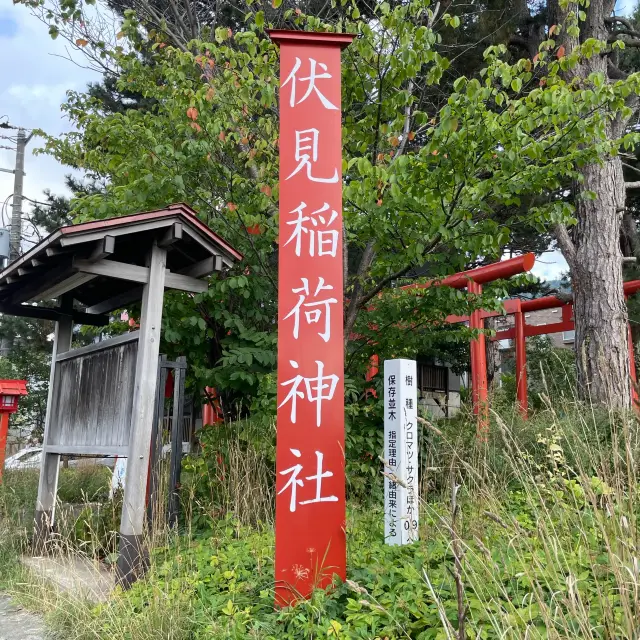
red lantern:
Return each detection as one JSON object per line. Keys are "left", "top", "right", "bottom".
{"left": 0, "top": 380, "right": 28, "bottom": 480}
{"left": 0, "top": 380, "right": 27, "bottom": 415}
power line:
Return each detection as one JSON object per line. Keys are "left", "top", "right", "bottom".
{"left": 1, "top": 194, "right": 13, "bottom": 228}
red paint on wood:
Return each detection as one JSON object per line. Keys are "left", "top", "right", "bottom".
{"left": 164, "top": 371, "right": 174, "bottom": 399}
{"left": 514, "top": 308, "right": 528, "bottom": 418}
{"left": 0, "top": 413, "right": 9, "bottom": 481}
{"left": 202, "top": 386, "right": 223, "bottom": 425}
{"left": 403, "top": 253, "right": 535, "bottom": 292}
{"left": 524, "top": 320, "right": 574, "bottom": 338}
{"left": 365, "top": 354, "right": 379, "bottom": 398}
{"left": 446, "top": 298, "right": 524, "bottom": 324}
{"left": 270, "top": 30, "right": 354, "bottom": 606}
{"left": 468, "top": 281, "right": 489, "bottom": 438}
{"left": 520, "top": 282, "right": 640, "bottom": 313}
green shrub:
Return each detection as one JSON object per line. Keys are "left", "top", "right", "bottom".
{"left": 57, "top": 466, "right": 112, "bottom": 503}
{"left": 0, "top": 464, "right": 116, "bottom": 559}
{"left": 79, "top": 479, "right": 639, "bottom": 639}
{"left": 497, "top": 335, "right": 576, "bottom": 411}
{"left": 5, "top": 404, "right": 640, "bottom": 639}
{"left": 181, "top": 420, "right": 275, "bottom": 530}
{"left": 59, "top": 405, "right": 640, "bottom": 639}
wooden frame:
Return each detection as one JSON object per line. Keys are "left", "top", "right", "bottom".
{"left": 55, "top": 331, "right": 140, "bottom": 362}
{"left": 12, "top": 204, "right": 242, "bottom": 585}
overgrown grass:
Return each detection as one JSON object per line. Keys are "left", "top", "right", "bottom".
{"left": 0, "top": 464, "right": 115, "bottom": 580}
{"left": 2, "top": 400, "right": 640, "bottom": 639}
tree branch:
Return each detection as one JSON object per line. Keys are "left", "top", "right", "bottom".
{"left": 608, "top": 36, "right": 640, "bottom": 47}
{"left": 394, "top": 80, "right": 414, "bottom": 160}
{"left": 554, "top": 223, "right": 577, "bottom": 269}
{"left": 607, "top": 58, "right": 628, "bottom": 80}
{"left": 605, "top": 16, "right": 639, "bottom": 34}
{"left": 344, "top": 241, "right": 376, "bottom": 349}
{"left": 626, "top": 181, "right": 640, "bottom": 189}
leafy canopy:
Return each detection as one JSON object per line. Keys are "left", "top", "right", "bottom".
{"left": 19, "top": 0, "right": 640, "bottom": 413}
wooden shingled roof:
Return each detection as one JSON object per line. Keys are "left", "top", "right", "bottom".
{"left": 0, "top": 203, "right": 242, "bottom": 325}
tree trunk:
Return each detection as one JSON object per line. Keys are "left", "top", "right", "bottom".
{"left": 550, "top": 0, "right": 632, "bottom": 409}
{"left": 570, "top": 157, "right": 630, "bottom": 407}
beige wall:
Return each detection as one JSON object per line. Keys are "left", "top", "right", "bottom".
{"left": 495, "top": 308, "right": 574, "bottom": 349}
{"left": 419, "top": 391, "right": 460, "bottom": 419}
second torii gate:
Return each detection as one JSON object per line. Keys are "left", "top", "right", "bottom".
{"left": 367, "top": 254, "right": 638, "bottom": 432}
{"left": 490, "top": 280, "right": 640, "bottom": 415}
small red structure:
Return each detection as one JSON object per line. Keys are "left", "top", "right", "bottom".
{"left": 445, "top": 279, "right": 640, "bottom": 418}
{"left": 490, "top": 280, "right": 640, "bottom": 414}
{"left": 202, "top": 386, "right": 224, "bottom": 425}
{"left": 402, "top": 254, "right": 536, "bottom": 437}
{"left": 0, "top": 379, "right": 28, "bottom": 480}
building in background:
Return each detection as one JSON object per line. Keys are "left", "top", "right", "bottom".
{"left": 495, "top": 307, "right": 575, "bottom": 378}
{"left": 416, "top": 359, "right": 461, "bottom": 418}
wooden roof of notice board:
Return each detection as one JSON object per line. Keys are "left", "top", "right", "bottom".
{"left": 0, "top": 203, "right": 242, "bottom": 326}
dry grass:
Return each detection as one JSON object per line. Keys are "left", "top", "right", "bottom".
{"left": 1, "top": 399, "right": 639, "bottom": 638}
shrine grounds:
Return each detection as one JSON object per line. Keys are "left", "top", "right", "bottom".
{"left": 2, "top": 394, "right": 640, "bottom": 639}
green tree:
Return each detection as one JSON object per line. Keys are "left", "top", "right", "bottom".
{"left": 0, "top": 316, "right": 52, "bottom": 441}
{"left": 502, "top": 1, "right": 640, "bottom": 408}
{"left": 17, "top": 0, "right": 640, "bottom": 415}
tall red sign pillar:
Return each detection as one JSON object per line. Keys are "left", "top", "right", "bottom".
{"left": 269, "top": 29, "right": 354, "bottom": 606}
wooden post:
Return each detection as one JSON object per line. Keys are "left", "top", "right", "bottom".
{"left": 168, "top": 356, "right": 186, "bottom": 528}
{"left": 34, "top": 308, "right": 73, "bottom": 554}
{"left": 117, "top": 243, "right": 167, "bottom": 587}
{"left": 146, "top": 355, "right": 168, "bottom": 529}
{"left": 514, "top": 308, "right": 528, "bottom": 419}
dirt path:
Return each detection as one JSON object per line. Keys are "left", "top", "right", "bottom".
{"left": 0, "top": 595, "right": 46, "bottom": 640}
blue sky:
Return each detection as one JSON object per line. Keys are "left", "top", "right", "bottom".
{"left": 0, "top": 1, "right": 638, "bottom": 277}
{"left": 0, "top": 2, "right": 99, "bottom": 251}
{"left": 618, "top": 0, "right": 637, "bottom": 15}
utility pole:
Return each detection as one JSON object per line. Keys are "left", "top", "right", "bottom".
{"left": 9, "top": 129, "right": 33, "bottom": 261}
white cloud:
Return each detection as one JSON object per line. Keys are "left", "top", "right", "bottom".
{"left": 531, "top": 250, "right": 569, "bottom": 282}
{"left": 6, "top": 82, "right": 78, "bottom": 109}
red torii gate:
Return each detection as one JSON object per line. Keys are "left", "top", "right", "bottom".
{"left": 367, "top": 254, "right": 536, "bottom": 436}
{"left": 368, "top": 255, "right": 639, "bottom": 433}
{"left": 489, "top": 280, "right": 640, "bottom": 415}
{"left": 403, "top": 254, "right": 536, "bottom": 437}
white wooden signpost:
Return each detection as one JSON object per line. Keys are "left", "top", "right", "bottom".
{"left": 384, "top": 359, "right": 419, "bottom": 545}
